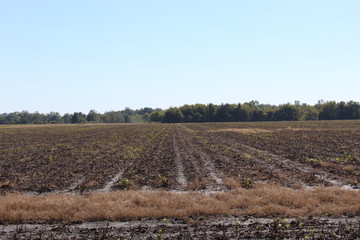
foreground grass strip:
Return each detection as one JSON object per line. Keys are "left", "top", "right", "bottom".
{"left": 1, "top": 185, "right": 360, "bottom": 223}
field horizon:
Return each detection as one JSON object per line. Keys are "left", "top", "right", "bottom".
{"left": 1, "top": 120, "right": 360, "bottom": 238}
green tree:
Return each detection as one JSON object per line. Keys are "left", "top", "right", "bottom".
{"left": 0, "top": 116, "right": 5, "bottom": 124}
{"left": 5, "top": 112, "right": 21, "bottom": 124}
{"left": 215, "top": 104, "right": 236, "bottom": 122}
{"left": 205, "top": 103, "right": 217, "bottom": 122}
{"left": 71, "top": 112, "right": 87, "bottom": 123}
{"left": 345, "top": 101, "right": 360, "bottom": 119}
{"left": 336, "top": 101, "right": 347, "bottom": 119}
{"left": 62, "top": 113, "right": 72, "bottom": 124}
{"left": 318, "top": 102, "right": 337, "bottom": 120}
{"left": 46, "top": 112, "right": 61, "bottom": 123}
{"left": 180, "top": 104, "right": 194, "bottom": 122}
{"left": 32, "top": 112, "right": 46, "bottom": 124}
{"left": 300, "top": 105, "right": 318, "bottom": 120}
{"left": 19, "top": 111, "right": 32, "bottom": 124}
{"left": 274, "top": 105, "right": 299, "bottom": 121}
{"left": 251, "top": 109, "right": 267, "bottom": 121}
{"left": 86, "top": 110, "right": 100, "bottom": 122}
{"left": 163, "top": 107, "right": 183, "bottom": 123}
{"left": 143, "top": 113, "right": 150, "bottom": 122}
{"left": 149, "top": 111, "right": 164, "bottom": 122}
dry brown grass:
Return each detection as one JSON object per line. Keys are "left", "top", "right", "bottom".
{"left": 223, "top": 177, "right": 241, "bottom": 189}
{"left": 208, "top": 128, "right": 272, "bottom": 134}
{"left": 1, "top": 185, "right": 360, "bottom": 223}
{"left": 319, "top": 161, "right": 337, "bottom": 168}
{"left": 341, "top": 165, "right": 357, "bottom": 172}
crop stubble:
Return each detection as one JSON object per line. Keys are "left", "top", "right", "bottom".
{"left": 0, "top": 121, "right": 360, "bottom": 223}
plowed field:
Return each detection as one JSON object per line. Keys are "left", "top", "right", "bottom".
{"left": 1, "top": 121, "right": 360, "bottom": 239}
{"left": 1, "top": 121, "right": 359, "bottom": 194}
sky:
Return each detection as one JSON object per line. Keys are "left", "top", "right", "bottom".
{"left": 1, "top": 0, "right": 359, "bottom": 114}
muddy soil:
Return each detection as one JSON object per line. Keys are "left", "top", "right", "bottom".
{"left": 185, "top": 122, "right": 360, "bottom": 190}
{"left": 1, "top": 122, "right": 359, "bottom": 195}
{"left": 1, "top": 217, "right": 359, "bottom": 240}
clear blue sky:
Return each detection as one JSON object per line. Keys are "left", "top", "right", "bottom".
{"left": 1, "top": 1, "right": 359, "bottom": 114}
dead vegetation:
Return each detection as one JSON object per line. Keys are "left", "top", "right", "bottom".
{"left": 208, "top": 128, "right": 272, "bottom": 134}
{"left": 1, "top": 184, "right": 360, "bottom": 224}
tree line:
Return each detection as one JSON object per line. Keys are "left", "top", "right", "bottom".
{"left": 0, "top": 108, "right": 159, "bottom": 125}
{"left": 1, "top": 101, "right": 359, "bottom": 125}
{"left": 150, "top": 100, "right": 360, "bottom": 123}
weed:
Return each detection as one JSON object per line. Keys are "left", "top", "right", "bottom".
{"left": 273, "top": 217, "right": 290, "bottom": 230}
{"left": 241, "top": 177, "right": 252, "bottom": 189}
{"left": 158, "top": 175, "right": 169, "bottom": 187}
{"left": 115, "top": 178, "right": 131, "bottom": 190}
{"left": 305, "top": 158, "right": 319, "bottom": 163}
{"left": 332, "top": 153, "right": 358, "bottom": 163}
{"left": 48, "top": 155, "right": 55, "bottom": 162}
{"left": 156, "top": 229, "right": 164, "bottom": 240}
{"left": 235, "top": 220, "right": 242, "bottom": 236}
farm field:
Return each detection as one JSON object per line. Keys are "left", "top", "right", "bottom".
{"left": 1, "top": 121, "right": 360, "bottom": 239}
{"left": 1, "top": 121, "right": 360, "bottom": 194}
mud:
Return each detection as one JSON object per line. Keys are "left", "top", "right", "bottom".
{"left": 1, "top": 217, "right": 359, "bottom": 239}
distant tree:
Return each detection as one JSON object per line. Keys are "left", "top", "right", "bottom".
{"left": 2, "top": 100, "right": 358, "bottom": 125}
{"left": 71, "top": 112, "right": 87, "bottom": 124}
{"left": 233, "top": 104, "right": 251, "bottom": 122}
{"left": 123, "top": 107, "right": 134, "bottom": 116}
{"left": 274, "top": 105, "right": 299, "bottom": 121}
{"left": 46, "top": 112, "right": 62, "bottom": 123}
{"left": 86, "top": 110, "right": 100, "bottom": 122}
{"left": 241, "top": 103, "right": 254, "bottom": 120}
{"left": 136, "top": 107, "right": 154, "bottom": 115}
{"left": 114, "top": 111, "right": 126, "bottom": 123}
{"left": 336, "top": 101, "right": 347, "bottom": 119}
{"left": 266, "top": 110, "right": 275, "bottom": 121}
{"left": 345, "top": 101, "right": 360, "bottom": 119}
{"left": 143, "top": 113, "right": 150, "bottom": 122}
{"left": 0, "top": 114, "right": 6, "bottom": 124}
{"left": 149, "top": 111, "right": 164, "bottom": 122}
{"left": 163, "top": 107, "right": 184, "bottom": 123}
{"left": 32, "top": 112, "right": 46, "bottom": 124}
{"left": 18, "top": 111, "right": 32, "bottom": 124}
{"left": 101, "top": 111, "right": 125, "bottom": 123}
{"left": 247, "top": 100, "right": 260, "bottom": 108}
{"left": 124, "top": 114, "right": 131, "bottom": 123}
{"left": 215, "top": 104, "right": 235, "bottom": 122}
{"left": 300, "top": 105, "right": 318, "bottom": 120}
{"left": 62, "top": 113, "right": 72, "bottom": 124}
{"left": 193, "top": 104, "right": 207, "bottom": 122}
{"left": 5, "top": 112, "right": 21, "bottom": 124}
{"left": 127, "top": 114, "right": 146, "bottom": 123}
{"left": 205, "top": 103, "right": 217, "bottom": 122}
{"left": 318, "top": 102, "right": 337, "bottom": 120}
{"left": 180, "top": 104, "right": 194, "bottom": 122}
{"left": 251, "top": 109, "right": 267, "bottom": 121}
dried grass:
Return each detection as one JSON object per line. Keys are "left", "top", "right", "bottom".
{"left": 1, "top": 185, "right": 360, "bottom": 223}
{"left": 208, "top": 128, "right": 272, "bottom": 134}
{"left": 319, "top": 161, "right": 337, "bottom": 168}
{"left": 341, "top": 165, "right": 357, "bottom": 171}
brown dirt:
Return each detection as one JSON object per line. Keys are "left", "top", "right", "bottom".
{"left": 1, "top": 121, "right": 360, "bottom": 238}
{"left": 1, "top": 216, "right": 360, "bottom": 239}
